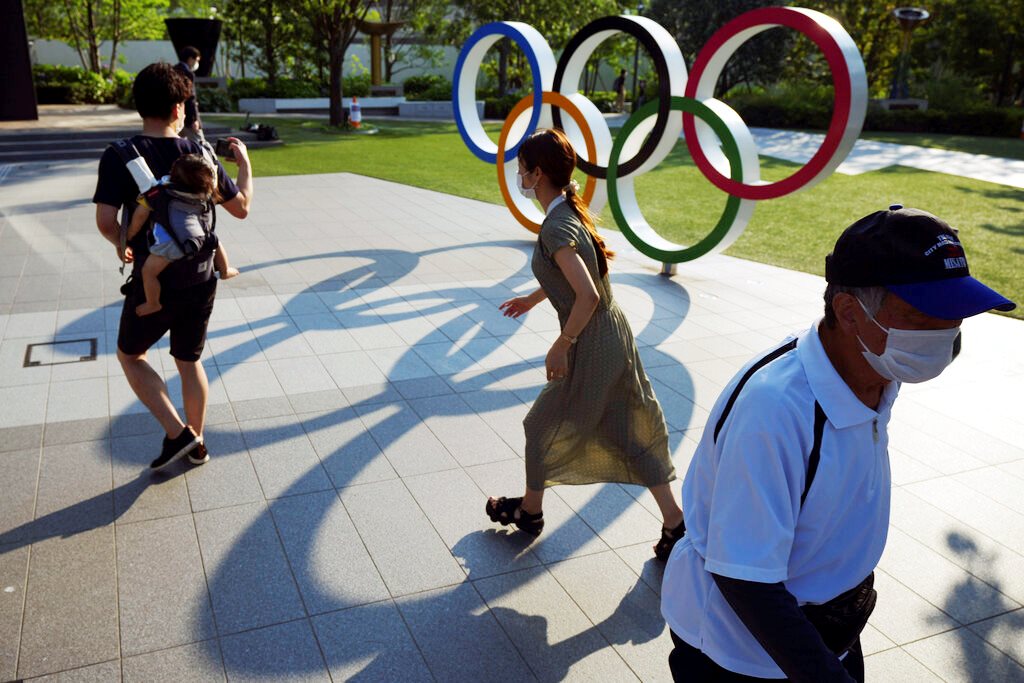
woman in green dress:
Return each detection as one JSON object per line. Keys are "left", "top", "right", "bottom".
{"left": 485, "top": 129, "right": 685, "bottom": 560}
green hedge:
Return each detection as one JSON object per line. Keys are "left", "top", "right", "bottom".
{"left": 482, "top": 93, "right": 525, "bottom": 119}
{"left": 33, "top": 65, "right": 132, "bottom": 105}
{"left": 481, "top": 90, "right": 624, "bottom": 119}
{"left": 724, "top": 90, "right": 1023, "bottom": 138}
{"left": 198, "top": 88, "right": 232, "bottom": 113}
{"left": 403, "top": 74, "right": 451, "bottom": 101}
{"left": 864, "top": 105, "right": 1023, "bottom": 137}
{"left": 343, "top": 74, "right": 371, "bottom": 98}
{"left": 227, "top": 77, "right": 321, "bottom": 101}
{"left": 587, "top": 91, "right": 618, "bottom": 113}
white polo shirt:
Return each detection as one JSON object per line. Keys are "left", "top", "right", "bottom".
{"left": 661, "top": 323, "right": 897, "bottom": 679}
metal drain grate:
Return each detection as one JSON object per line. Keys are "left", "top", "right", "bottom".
{"left": 24, "top": 338, "right": 98, "bottom": 367}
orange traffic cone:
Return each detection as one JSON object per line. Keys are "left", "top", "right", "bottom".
{"left": 351, "top": 97, "right": 362, "bottom": 129}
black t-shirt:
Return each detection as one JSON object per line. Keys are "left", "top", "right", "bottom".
{"left": 93, "top": 135, "right": 239, "bottom": 287}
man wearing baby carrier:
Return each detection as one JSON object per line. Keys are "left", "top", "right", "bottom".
{"left": 660, "top": 206, "right": 1015, "bottom": 681}
{"left": 93, "top": 62, "right": 254, "bottom": 469}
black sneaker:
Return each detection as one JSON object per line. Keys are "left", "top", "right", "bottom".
{"left": 187, "top": 441, "right": 210, "bottom": 466}
{"left": 150, "top": 426, "right": 199, "bottom": 470}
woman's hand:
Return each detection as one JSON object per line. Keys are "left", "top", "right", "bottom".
{"left": 499, "top": 296, "right": 535, "bottom": 318}
{"left": 546, "top": 340, "right": 570, "bottom": 381}
{"left": 118, "top": 245, "right": 134, "bottom": 264}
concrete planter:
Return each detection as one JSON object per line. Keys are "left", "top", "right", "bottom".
{"left": 398, "top": 100, "right": 481, "bottom": 119}
{"left": 237, "top": 96, "right": 404, "bottom": 116}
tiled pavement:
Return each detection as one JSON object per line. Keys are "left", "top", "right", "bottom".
{"left": 0, "top": 161, "right": 1022, "bottom": 682}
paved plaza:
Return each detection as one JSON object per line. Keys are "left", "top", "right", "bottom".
{"left": 0, "top": 158, "right": 1023, "bottom": 682}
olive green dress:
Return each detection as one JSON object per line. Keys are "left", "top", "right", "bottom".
{"left": 524, "top": 200, "right": 676, "bottom": 490}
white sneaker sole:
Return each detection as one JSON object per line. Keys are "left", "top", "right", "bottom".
{"left": 188, "top": 443, "right": 210, "bottom": 465}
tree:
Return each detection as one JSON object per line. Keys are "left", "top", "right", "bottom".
{"left": 798, "top": 1, "right": 900, "bottom": 98}
{"left": 917, "top": 0, "right": 1024, "bottom": 106}
{"left": 223, "top": 0, "right": 310, "bottom": 87}
{"left": 377, "top": 0, "right": 448, "bottom": 83}
{"left": 647, "top": 0, "right": 790, "bottom": 96}
{"left": 445, "top": 0, "right": 629, "bottom": 96}
{"left": 26, "top": 0, "right": 165, "bottom": 76}
{"left": 302, "top": 0, "right": 371, "bottom": 127}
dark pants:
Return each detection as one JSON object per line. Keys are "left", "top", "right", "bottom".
{"left": 668, "top": 631, "right": 864, "bottom": 682}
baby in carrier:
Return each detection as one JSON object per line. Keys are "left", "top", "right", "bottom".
{"left": 127, "top": 153, "right": 239, "bottom": 316}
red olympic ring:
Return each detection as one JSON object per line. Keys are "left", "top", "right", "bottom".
{"left": 684, "top": 7, "right": 865, "bottom": 201}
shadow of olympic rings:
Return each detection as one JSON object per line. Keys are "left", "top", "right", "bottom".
{"left": 53, "top": 238, "right": 697, "bottom": 677}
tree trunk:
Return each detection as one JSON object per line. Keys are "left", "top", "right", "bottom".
{"left": 85, "top": 0, "right": 100, "bottom": 73}
{"left": 264, "top": 0, "right": 277, "bottom": 88}
{"left": 107, "top": 0, "right": 122, "bottom": 78}
{"left": 995, "top": 34, "right": 1015, "bottom": 107}
{"left": 497, "top": 39, "right": 508, "bottom": 96}
{"left": 384, "top": 34, "right": 394, "bottom": 83}
{"left": 62, "top": 0, "right": 88, "bottom": 71}
{"left": 329, "top": 34, "right": 345, "bottom": 127}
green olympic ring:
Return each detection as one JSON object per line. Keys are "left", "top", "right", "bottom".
{"left": 608, "top": 96, "right": 746, "bottom": 263}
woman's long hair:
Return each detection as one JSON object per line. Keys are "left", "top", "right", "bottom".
{"left": 518, "top": 129, "right": 614, "bottom": 275}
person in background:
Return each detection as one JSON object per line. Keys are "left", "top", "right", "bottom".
{"left": 636, "top": 79, "right": 648, "bottom": 109}
{"left": 174, "top": 45, "right": 203, "bottom": 145}
{"left": 613, "top": 69, "right": 627, "bottom": 113}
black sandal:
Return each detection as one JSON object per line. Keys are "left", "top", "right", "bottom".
{"left": 486, "top": 496, "right": 545, "bottom": 536}
{"left": 654, "top": 519, "right": 686, "bottom": 561}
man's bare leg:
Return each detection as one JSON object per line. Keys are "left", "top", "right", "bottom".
{"left": 175, "top": 357, "right": 209, "bottom": 438}
{"left": 118, "top": 348, "right": 185, "bottom": 437}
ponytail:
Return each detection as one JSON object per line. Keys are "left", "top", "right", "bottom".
{"left": 563, "top": 180, "right": 614, "bottom": 277}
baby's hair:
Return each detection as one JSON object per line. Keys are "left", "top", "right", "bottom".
{"left": 169, "top": 153, "right": 221, "bottom": 202}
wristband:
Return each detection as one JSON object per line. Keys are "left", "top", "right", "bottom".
{"left": 560, "top": 333, "right": 578, "bottom": 345}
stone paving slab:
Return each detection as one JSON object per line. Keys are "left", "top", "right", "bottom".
{"left": 0, "top": 163, "right": 1022, "bottom": 681}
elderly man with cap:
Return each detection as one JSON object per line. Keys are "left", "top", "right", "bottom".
{"left": 660, "top": 205, "right": 1015, "bottom": 682}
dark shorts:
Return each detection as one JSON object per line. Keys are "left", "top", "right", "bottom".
{"left": 118, "top": 276, "right": 217, "bottom": 362}
{"left": 668, "top": 631, "right": 864, "bottom": 682}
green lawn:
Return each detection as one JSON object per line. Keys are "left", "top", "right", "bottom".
{"left": 209, "top": 115, "right": 1024, "bottom": 319}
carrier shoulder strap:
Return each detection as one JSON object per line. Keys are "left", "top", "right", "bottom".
{"left": 110, "top": 138, "right": 157, "bottom": 194}
{"left": 110, "top": 139, "right": 161, "bottom": 273}
{"left": 712, "top": 338, "right": 827, "bottom": 508}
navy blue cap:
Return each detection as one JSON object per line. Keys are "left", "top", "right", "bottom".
{"left": 825, "top": 206, "right": 1015, "bottom": 319}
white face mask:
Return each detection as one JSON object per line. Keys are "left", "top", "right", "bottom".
{"left": 857, "top": 300, "right": 961, "bottom": 383}
{"left": 517, "top": 170, "right": 538, "bottom": 200}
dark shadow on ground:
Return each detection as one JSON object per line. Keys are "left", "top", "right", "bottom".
{"left": 38, "top": 238, "right": 697, "bottom": 679}
{"left": 937, "top": 531, "right": 1024, "bottom": 681}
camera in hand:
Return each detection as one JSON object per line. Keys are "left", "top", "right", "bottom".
{"left": 214, "top": 138, "right": 235, "bottom": 160}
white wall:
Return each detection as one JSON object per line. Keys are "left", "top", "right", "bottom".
{"left": 29, "top": 38, "right": 626, "bottom": 94}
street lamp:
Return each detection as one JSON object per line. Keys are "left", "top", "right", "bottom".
{"left": 632, "top": 1, "right": 645, "bottom": 110}
{"left": 888, "top": 7, "right": 929, "bottom": 100}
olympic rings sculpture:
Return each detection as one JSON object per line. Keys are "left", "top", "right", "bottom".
{"left": 452, "top": 7, "right": 868, "bottom": 264}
